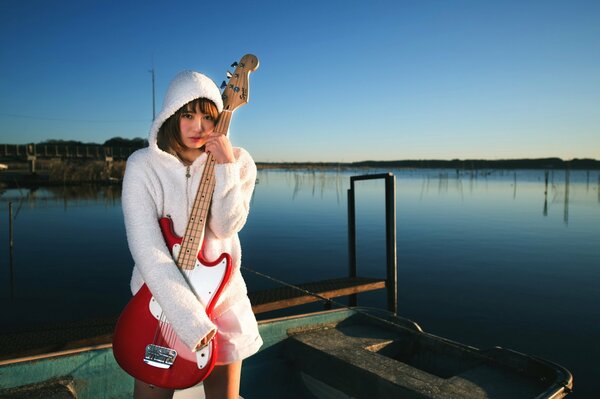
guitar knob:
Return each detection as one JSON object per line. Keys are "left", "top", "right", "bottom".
{"left": 220, "top": 81, "right": 227, "bottom": 89}
{"left": 226, "top": 71, "right": 233, "bottom": 79}
{"left": 231, "top": 62, "right": 238, "bottom": 67}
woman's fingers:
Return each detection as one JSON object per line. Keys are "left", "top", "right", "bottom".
{"left": 205, "top": 134, "right": 235, "bottom": 163}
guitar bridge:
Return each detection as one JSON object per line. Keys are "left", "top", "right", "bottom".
{"left": 144, "top": 344, "right": 177, "bottom": 369}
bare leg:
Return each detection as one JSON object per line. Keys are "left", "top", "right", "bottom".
{"left": 203, "top": 361, "right": 242, "bottom": 399}
{"left": 134, "top": 379, "right": 174, "bottom": 399}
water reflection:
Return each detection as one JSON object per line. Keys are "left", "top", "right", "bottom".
{"left": 564, "top": 169, "right": 570, "bottom": 225}
{"left": 2, "top": 169, "right": 596, "bottom": 217}
{"left": 259, "top": 170, "right": 347, "bottom": 204}
{"left": 0, "top": 184, "right": 122, "bottom": 214}
{"left": 418, "top": 172, "right": 467, "bottom": 200}
{"left": 1, "top": 167, "right": 599, "bottom": 397}
{"left": 1, "top": 169, "right": 598, "bottom": 299}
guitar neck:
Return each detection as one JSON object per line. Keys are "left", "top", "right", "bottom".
{"left": 214, "top": 110, "right": 232, "bottom": 136}
{"left": 176, "top": 111, "right": 232, "bottom": 270}
{"left": 174, "top": 53, "right": 259, "bottom": 270}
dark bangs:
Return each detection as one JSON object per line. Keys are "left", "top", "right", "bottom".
{"left": 156, "top": 98, "right": 220, "bottom": 156}
{"left": 182, "top": 98, "right": 219, "bottom": 121}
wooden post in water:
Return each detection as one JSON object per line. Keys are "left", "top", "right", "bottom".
{"left": 26, "top": 144, "right": 36, "bottom": 174}
{"left": 564, "top": 168, "right": 570, "bottom": 225}
{"left": 8, "top": 202, "right": 13, "bottom": 250}
{"left": 587, "top": 170, "right": 590, "bottom": 191}
{"left": 347, "top": 186, "right": 357, "bottom": 307}
{"left": 8, "top": 202, "right": 14, "bottom": 299}
{"left": 543, "top": 170, "right": 549, "bottom": 216}
{"left": 384, "top": 174, "right": 397, "bottom": 315}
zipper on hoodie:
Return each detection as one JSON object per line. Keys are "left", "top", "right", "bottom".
{"left": 185, "top": 165, "right": 191, "bottom": 214}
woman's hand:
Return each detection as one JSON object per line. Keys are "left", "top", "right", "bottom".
{"left": 204, "top": 133, "right": 235, "bottom": 164}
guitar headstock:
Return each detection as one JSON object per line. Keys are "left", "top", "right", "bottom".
{"left": 221, "top": 54, "right": 259, "bottom": 112}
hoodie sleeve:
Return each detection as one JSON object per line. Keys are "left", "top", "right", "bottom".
{"left": 208, "top": 147, "right": 257, "bottom": 239}
{"left": 122, "top": 153, "right": 216, "bottom": 351}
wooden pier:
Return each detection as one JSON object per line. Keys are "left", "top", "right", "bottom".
{"left": 0, "top": 143, "right": 141, "bottom": 163}
{"left": 248, "top": 277, "right": 386, "bottom": 314}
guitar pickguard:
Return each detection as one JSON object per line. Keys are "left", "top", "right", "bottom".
{"left": 148, "top": 243, "right": 228, "bottom": 322}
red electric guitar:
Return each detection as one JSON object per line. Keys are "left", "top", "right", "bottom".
{"left": 112, "top": 54, "right": 259, "bottom": 389}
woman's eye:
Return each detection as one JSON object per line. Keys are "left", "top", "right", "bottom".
{"left": 203, "top": 115, "right": 213, "bottom": 121}
{"left": 182, "top": 113, "right": 193, "bottom": 119}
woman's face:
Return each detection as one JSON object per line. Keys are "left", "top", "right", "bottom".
{"left": 179, "top": 106, "right": 215, "bottom": 150}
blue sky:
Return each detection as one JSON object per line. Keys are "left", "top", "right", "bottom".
{"left": 1, "top": 0, "right": 598, "bottom": 162}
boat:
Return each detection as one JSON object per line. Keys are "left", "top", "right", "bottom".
{"left": 0, "top": 307, "right": 572, "bottom": 399}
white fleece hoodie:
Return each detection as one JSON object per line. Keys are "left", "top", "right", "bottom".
{"left": 122, "top": 71, "right": 257, "bottom": 351}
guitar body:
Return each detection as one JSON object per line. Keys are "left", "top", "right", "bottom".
{"left": 113, "top": 217, "right": 232, "bottom": 389}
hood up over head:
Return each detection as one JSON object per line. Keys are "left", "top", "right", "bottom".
{"left": 148, "top": 70, "right": 223, "bottom": 154}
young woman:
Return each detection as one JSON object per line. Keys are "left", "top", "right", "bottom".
{"left": 121, "top": 70, "right": 262, "bottom": 399}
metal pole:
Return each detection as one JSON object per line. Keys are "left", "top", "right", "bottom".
{"left": 347, "top": 183, "right": 357, "bottom": 306}
{"left": 385, "top": 174, "right": 397, "bottom": 314}
{"left": 348, "top": 173, "right": 397, "bottom": 311}
{"left": 150, "top": 68, "right": 156, "bottom": 121}
{"left": 9, "top": 202, "right": 14, "bottom": 299}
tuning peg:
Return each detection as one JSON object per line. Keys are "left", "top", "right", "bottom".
{"left": 220, "top": 81, "right": 227, "bottom": 89}
{"left": 226, "top": 71, "right": 233, "bottom": 79}
{"left": 231, "top": 62, "right": 238, "bottom": 67}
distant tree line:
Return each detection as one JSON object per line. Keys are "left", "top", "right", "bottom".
{"left": 351, "top": 158, "right": 600, "bottom": 169}
{"left": 38, "top": 137, "right": 148, "bottom": 148}
{"left": 257, "top": 158, "right": 600, "bottom": 170}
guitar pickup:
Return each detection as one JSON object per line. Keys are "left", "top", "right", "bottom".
{"left": 144, "top": 344, "right": 177, "bottom": 369}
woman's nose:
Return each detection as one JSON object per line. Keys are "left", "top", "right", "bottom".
{"left": 196, "top": 116, "right": 205, "bottom": 131}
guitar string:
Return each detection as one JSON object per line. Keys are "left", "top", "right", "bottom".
{"left": 152, "top": 112, "right": 227, "bottom": 350}
{"left": 161, "top": 157, "right": 212, "bottom": 349}
{"left": 148, "top": 95, "right": 232, "bottom": 352}
{"left": 156, "top": 153, "right": 217, "bottom": 350}
{"left": 175, "top": 155, "right": 217, "bottom": 349}
{"left": 173, "top": 156, "right": 215, "bottom": 348}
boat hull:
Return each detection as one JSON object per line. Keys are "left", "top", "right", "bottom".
{"left": 0, "top": 308, "right": 573, "bottom": 399}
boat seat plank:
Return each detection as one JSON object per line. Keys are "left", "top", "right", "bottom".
{"left": 285, "top": 321, "right": 563, "bottom": 399}
{"left": 248, "top": 276, "right": 386, "bottom": 314}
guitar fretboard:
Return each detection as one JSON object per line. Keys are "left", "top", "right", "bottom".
{"left": 177, "top": 110, "right": 232, "bottom": 271}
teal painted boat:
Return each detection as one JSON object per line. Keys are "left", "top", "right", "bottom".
{"left": 0, "top": 308, "right": 572, "bottom": 399}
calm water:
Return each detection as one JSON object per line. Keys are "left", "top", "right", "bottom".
{"left": 1, "top": 168, "right": 599, "bottom": 397}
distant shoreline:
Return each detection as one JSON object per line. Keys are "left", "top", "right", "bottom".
{"left": 1, "top": 157, "right": 599, "bottom": 188}
{"left": 2, "top": 141, "right": 597, "bottom": 170}
{"left": 256, "top": 158, "right": 600, "bottom": 170}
